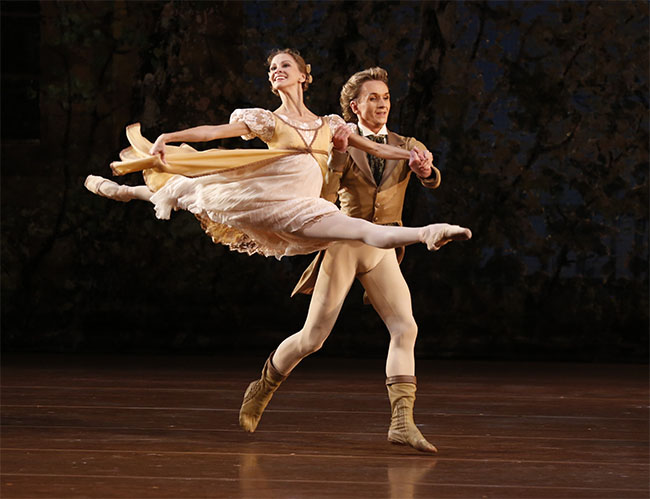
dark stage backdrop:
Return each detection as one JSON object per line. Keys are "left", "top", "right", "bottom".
{"left": 2, "top": 1, "right": 648, "bottom": 362}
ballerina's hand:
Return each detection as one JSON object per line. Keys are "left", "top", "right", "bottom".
{"left": 409, "top": 147, "right": 433, "bottom": 177}
{"left": 149, "top": 135, "right": 168, "bottom": 165}
{"left": 409, "top": 147, "right": 424, "bottom": 171}
{"left": 332, "top": 125, "right": 353, "bottom": 152}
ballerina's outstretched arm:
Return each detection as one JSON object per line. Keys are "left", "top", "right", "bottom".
{"left": 148, "top": 122, "right": 251, "bottom": 163}
{"left": 84, "top": 121, "right": 252, "bottom": 202}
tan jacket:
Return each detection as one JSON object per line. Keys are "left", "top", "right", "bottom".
{"left": 292, "top": 130, "right": 441, "bottom": 296}
{"left": 321, "top": 130, "right": 440, "bottom": 223}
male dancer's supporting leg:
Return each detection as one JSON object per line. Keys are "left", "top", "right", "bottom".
{"left": 359, "top": 251, "right": 437, "bottom": 453}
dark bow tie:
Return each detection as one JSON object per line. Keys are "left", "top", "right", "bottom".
{"left": 364, "top": 134, "right": 387, "bottom": 185}
{"left": 367, "top": 134, "right": 387, "bottom": 143}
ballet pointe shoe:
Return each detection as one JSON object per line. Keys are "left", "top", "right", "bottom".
{"left": 84, "top": 175, "right": 133, "bottom": 202}
{"left": 239, "top": 351, "right": 287, "bottom": 432}
{"left": 386, "top": 376, "right": 438, "bottom": 453}
{"left": 419, "top": 223, "right": 472, "bottom": 251}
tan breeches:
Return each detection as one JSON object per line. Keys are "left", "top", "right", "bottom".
{"left": 273, "top": 241, "right": 418, "bottom": 377}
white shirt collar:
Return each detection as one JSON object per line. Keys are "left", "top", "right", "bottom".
{"left": 358, "top": 122, "right": 388, "bottom": 137}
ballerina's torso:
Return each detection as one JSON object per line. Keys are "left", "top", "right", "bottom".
{"left": 145, "top": 109, "right": 348, "bottom": 258}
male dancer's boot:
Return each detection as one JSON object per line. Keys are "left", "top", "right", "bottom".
{"left": 239, "top": 351, "right": 287, "bottom": 432}
{"left": 386, "top": 376, "right": 437, "bottom": 453}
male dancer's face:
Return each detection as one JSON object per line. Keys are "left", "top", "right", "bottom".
{"left": 351, "top": 80, "right": 390, "bottom": 134}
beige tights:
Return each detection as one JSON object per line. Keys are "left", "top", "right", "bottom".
{"left": 273, "top": 244, "right": 417, "bottom": 377}
{"left": 296, "top": 212, "right": 471, "bottom": 251}
{"left": 295, "top": 212, "right": 425, "bottom": 249}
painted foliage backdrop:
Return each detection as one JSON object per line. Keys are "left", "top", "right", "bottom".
{"left": 2, "top": 1, "right": 648, "bottom": 361}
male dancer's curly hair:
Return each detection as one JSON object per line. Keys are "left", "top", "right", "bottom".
{"left": 340, "top": 67, "right": 389, "bottom": 123}
{"left": 267, "top": 48, "right": 313, "bottom": 95}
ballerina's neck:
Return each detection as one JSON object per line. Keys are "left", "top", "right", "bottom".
{"left": 275, "top": 94, "right": 316, "bottom": 122}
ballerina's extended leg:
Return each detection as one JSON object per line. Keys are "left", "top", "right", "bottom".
{"left": 296, "top": 212, "right": 471, "bottom": 251}
{"left": 84, "top": 175, "right": 153, "bottom": 202}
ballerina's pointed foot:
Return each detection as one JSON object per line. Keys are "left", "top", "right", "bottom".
{"left": 420, "top": 223, "right": 472, "bottom": 251}
{"left": 84, "top": 175, "right": 133, "bottom": 202}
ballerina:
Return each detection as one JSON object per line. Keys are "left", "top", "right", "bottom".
{"left": 85, "top": 48, "right": 471, "bottom": 259}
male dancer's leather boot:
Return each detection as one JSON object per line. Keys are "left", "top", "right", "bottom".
{"left": 239, "top": 351, "right": 287, "bottom": 432}
{"left": 386, "top": 376, "right": 437, "bottom": 453}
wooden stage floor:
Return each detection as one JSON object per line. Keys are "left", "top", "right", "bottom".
{"left": 1, "top": 354, "right": 648, "bottom": 498}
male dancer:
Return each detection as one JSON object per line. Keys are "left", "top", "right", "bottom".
{"left": 240, "top": 67, "right": 446, "bottom": 453}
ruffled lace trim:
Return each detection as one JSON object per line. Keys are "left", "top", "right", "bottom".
{"left": 323, "top": 114, "right": 348, "bottom": 133}
{"left": 228, "top": 110, "right": 352, "bottom": 145}
{"left": 275, "top": 113, "right": 323, "bottom": 130}
{"left": 196, "top": 212, "right": 336, "bottom": 259}
{"left": 196, "top": 215, "right": 262, "bottom": 256}
{"left": 229, "top": 108, "right": 275, "bottom": 142}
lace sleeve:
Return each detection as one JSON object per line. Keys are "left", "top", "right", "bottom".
{"left": 229, "top": 108, "right": 275, "bottom": 142}
{"left": 324, "top": 114, "right": 357, "bottom": 135}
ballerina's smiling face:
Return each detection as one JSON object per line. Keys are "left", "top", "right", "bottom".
{"left": 268, "top": 53, "right": 306, "bottom": 94}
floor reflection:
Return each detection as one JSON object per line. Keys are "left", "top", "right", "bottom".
{"left": 238, "top": 452, "right": 267, "bottom": 498}
{"left": 387, "top": 458, "right": 438, "bottom": 499}
{"left": 237, "top": 447, "right": 437, "bottom": 498}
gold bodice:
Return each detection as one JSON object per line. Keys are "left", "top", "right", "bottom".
{"left": 266, "top": 114, "right": 330, "bottom": 175}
